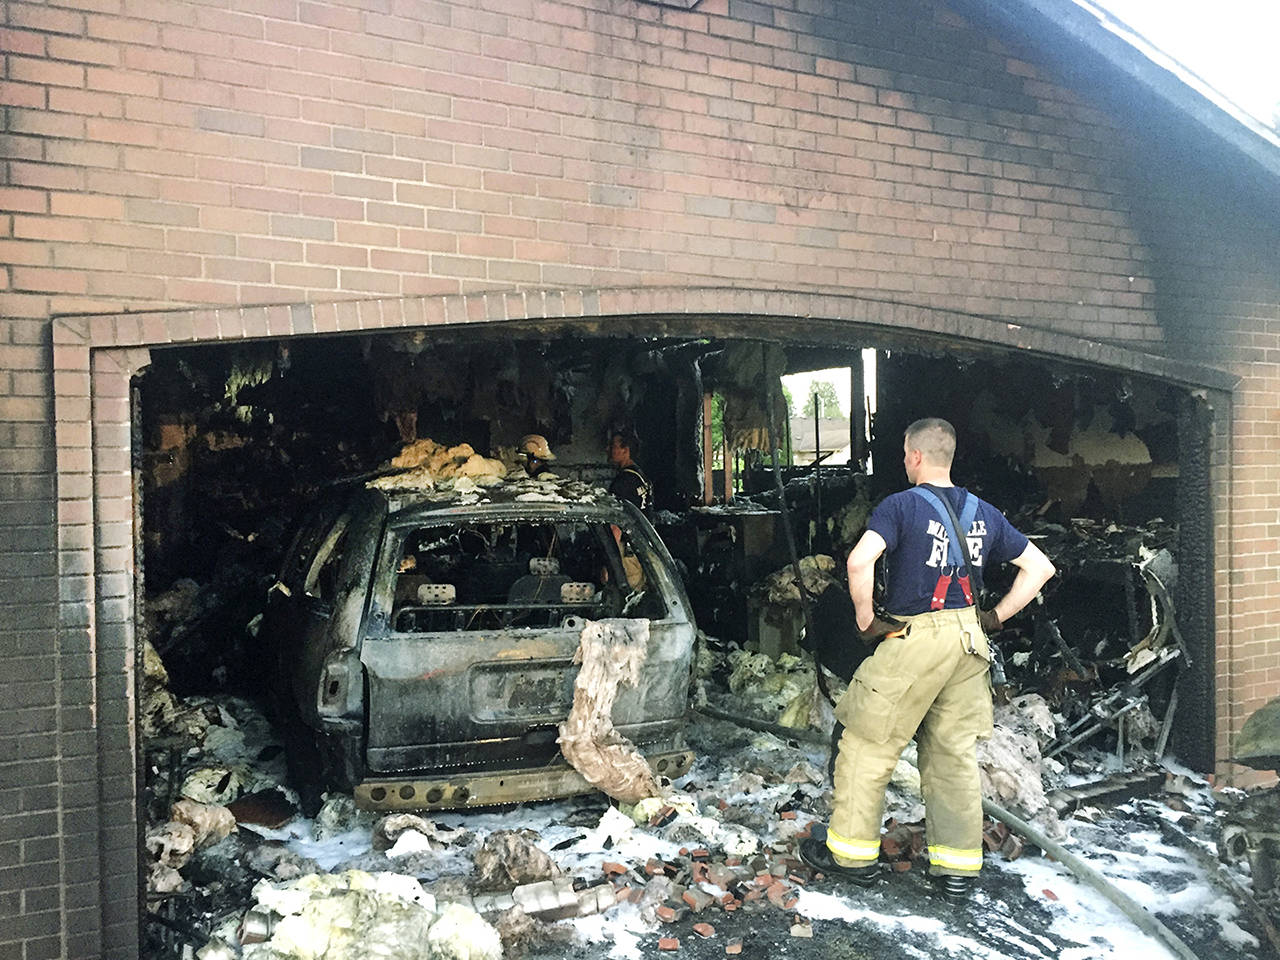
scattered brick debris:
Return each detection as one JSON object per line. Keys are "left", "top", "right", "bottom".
{"left": 780, "top": 810, "right": 797, "bottom": 820}
{"left": 726, "top": 937, "right": 744, "bottom": 955}
{"left": 692, "top": 922, "right": 716, "bottom": 939}
{"left": 657, "top": 905, "right": 680, "bottom": 923}
{"left": 659, "top": 936, "right": 680, "bottom": 951}
{"left": 892, "top": 860, "right": 912, "bottom": 872}
{"left": 1043, "top": 889, "right": 1059, "bottom": 901}
{"left": 983, "top": 822, "right": 1010, "bottom": 852}
{"left": 683, "top": 888, "right": 715, "bottom": 912}
{"left": 766, "top": 882, "right": 792, "bottom": 908}
{"left": 707, "top": 864, "right": 737, "bottom": 887}
{"left": 691, "top": 848, "right": 710, "bottom": 860}
{"left": 646, "top": 859, "right": 665, "bottom": 876}
{"left": 650, "top": 805, "right": 678, "bottom": 828}
{"left": 1001, "top": 835, "right": 1024, "bottom": 860}
{"left": 603, "top": 861, "right": 628, "bottom": 877}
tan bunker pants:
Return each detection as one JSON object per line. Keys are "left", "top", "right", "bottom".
{"left": 828, "top": 607, "right": 993, "bottom": 876}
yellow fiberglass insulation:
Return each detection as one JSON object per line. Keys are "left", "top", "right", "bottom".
{"left": 242, "top": 871, "right": 504, "bottom": 960}
{"left": 385, "top": 438, "right": 506, "bottom": 484}
{"left": 557, "top": 619, "right": 661, "bottom": 805}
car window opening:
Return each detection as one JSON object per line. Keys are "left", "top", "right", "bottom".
{"left": 391, "top": 519, "right": 667, "bottom": 632}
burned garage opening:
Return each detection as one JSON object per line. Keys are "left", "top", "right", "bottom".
{"left": 130, "top": 317, "right": 1218, "bottom": 955}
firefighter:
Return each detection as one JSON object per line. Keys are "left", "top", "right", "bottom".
{"left": 801, "top": 417, "right": 1055, "bottom": 900}
{"left": 606, "top": 427, "right": 652, "bottom": 514}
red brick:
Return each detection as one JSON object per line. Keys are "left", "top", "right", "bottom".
{"left": 0, "top": 29, "right": 46, "bottom": 58}
{"left": 47, "top": 35, "right": 119, "bottom": 66}
{"left": 12, "top": 268, "right": 87, "bottom": 295}
{"left": 48, "top": 88, "right": 124, "bottom": 118}
{"left": 658, "top": 938, "right": 679, "bottom": 952}
{"left": 86, "top": 14, "right": 160, "bottom": 44}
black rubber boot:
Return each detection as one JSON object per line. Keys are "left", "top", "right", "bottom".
{"left": 799, "top": 836, "right": 880, "bottom": 886}
{"left": 932, "top": 873, "right": 974, "bottom": 902}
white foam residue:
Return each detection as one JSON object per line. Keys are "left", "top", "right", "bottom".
{"left": 387, "top": 828, "right": 435, "bottom": 858}
{"left": 570, "top": 901, "right": 648, "bottom": 960}
{"left": 999, "top": 856, "right": 1179, "bottom": 959}
{"left": 793, "top": 889, "right": 944, "bottom": 936}
{"left": 242, "top": 818, "right": 374, "bottom": 870}
{"left": 1059, "top": 827, "right": 1254, "bottom": 948}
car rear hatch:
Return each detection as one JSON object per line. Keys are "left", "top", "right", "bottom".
{"left": 359, "top": 502, "right": 693, "bottom": 777}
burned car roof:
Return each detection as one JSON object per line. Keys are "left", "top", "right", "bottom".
{"left": 367, "top": 471, "right": 624, "bottom": 521}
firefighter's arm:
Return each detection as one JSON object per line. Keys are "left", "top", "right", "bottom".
{"left": 991, "top": 540, "right": 1055, "bottom": 624}
{"left": 846, "top": 529, "right": 887, "bottom": 633}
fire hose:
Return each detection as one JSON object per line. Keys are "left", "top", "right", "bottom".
{"left": 982, "top": 797, "right": 1202, "bottom": 960}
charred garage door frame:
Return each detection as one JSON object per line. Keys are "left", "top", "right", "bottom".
{"left": 50, "top": 286, "right": 1234, "bottom": 954}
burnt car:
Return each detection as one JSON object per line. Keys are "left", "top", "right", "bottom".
{"left": 267, "top": 478, "right": 696, "bottom": 812}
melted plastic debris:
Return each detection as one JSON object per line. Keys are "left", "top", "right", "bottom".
{"left": 720, "top": 648, "right": 821, "bottom": 725}
{"left": 313, "top": 794, "right": 373, "bottom": 842}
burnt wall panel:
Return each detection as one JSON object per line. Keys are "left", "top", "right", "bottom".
{"left": 1174, "top": 392, "right": 1216, "bottom": 771}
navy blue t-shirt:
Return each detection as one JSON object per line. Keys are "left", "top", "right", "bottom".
{"left": 867, "top": 485, "right": 1028, "bottom": 616}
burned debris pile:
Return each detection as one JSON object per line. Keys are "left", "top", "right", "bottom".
{"left": 141, "top": 636, "right": 841, "bottom": 959}
{"left": 1004, "top": 512, "right": 1184, "bottom": 767}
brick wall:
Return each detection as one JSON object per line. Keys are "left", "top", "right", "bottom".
{"left": 1, "top": 0, "right": 1278, "bottom": 954}
{"left": 1, "top": 0, "right": 1164, "bottom": 334}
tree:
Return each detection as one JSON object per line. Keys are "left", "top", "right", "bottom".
{"left": 801, "top": 381, "right": 842, "bottom": 418}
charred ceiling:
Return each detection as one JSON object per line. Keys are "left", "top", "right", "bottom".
{"left": 137, "top": 324, "right": 1208, "bottom": 739}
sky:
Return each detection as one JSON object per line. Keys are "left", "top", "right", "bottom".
{"left": 1090, "top": 0, "right": 1280, "bottom": 126}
